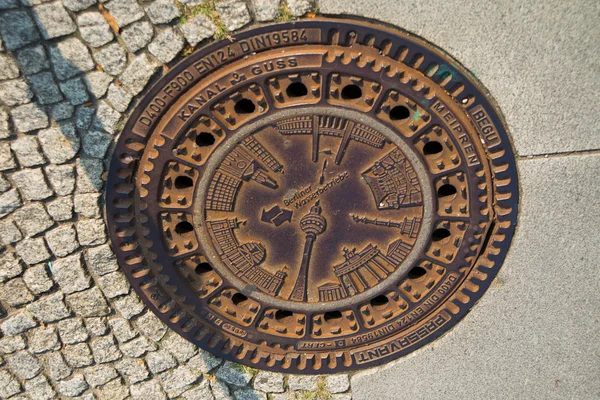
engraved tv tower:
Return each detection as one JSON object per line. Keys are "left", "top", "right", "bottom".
{"left": 289, "top": 201, "right": 327, "bottom": 302}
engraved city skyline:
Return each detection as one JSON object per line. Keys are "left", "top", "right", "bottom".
{"left": 203, "top": 115, "right": 424, "bottom": 300}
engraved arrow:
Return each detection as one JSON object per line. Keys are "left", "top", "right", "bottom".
{"left": 261, "top": 205, "right": 293, "bottom": 227}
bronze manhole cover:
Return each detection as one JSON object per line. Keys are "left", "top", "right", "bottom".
{"left": 107, "top": 18, "right": 518, "bottom": 373}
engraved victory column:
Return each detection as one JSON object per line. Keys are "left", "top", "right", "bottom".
{"left": 289, "top": 201, "right": 327, "bottom": 301}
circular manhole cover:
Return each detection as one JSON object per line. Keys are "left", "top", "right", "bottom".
{"left": 107, "top": 18, "right": 518, "bottom": 373}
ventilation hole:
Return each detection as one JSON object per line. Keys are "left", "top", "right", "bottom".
{"left": 389, "top": 105, "right": 410, "bottom": 120}
{"left": 275, "top": 309, "right": 293, "bottom": 321}
{"left": 174, "top": 176, "right": 193, "bottom": 189}
{"left": 234, "top": 98, "right": 256, "bottom": 114}
{"left": 175, "top": 221, "right": 194, "bottom": 235}
{"left": 432, "top": 228, "right": 451, "bottom": 241}
{"left": 195, "top": 132, "right": 215, "bottom": 147}
{"left": 437, "top": 184, "right": 457, "bottom": 198}
{"left": 370, "top": 295, "right": 389, "bottom": 308}
{"left": 286, "top": 82, "right": 308, "bottom": 97}
{"left": 408, "top": 266, "right": 427, "bottom": 280}
{"left": 423, "top": 141, "right": 443, "bottom": 155}
{"left": 231, "top": 293, "right": 248, "bottom": 305}
{"left": 323, "top": 311, "right": 343, "bottom": 322}
{"left": 341, "top": 84, "right": 362, "bottom": 100}
{"left": 195, "top": 262, "right": 212, "bottom": 274}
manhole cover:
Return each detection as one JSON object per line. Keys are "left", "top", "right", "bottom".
{"left": 107, "top": 18, "right": 518, "bottom": 373}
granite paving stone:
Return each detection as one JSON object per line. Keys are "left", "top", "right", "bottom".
{"left": 145, "top": 0, "right": 181, "bottom": 25}
{"left": 7, "top": 350, "right": 42, "bottom": 379}
{"left": 109, "top": 317, "right": 137, "bottom": 343}
{"left": 13, "top": 203, "right": 54, "bottom": 237}
{"left": 1, "top": 312, "right": 37, "bottom": 336}
{"left": 121, "top": 21, "right": 154, "bottom": 52}
{"left": 15, "top": 45, "right": 49, "bottom": 75}
{"left": 0, "top": 53, "right": 20, "bottom": 80}
{"left": 0, "top": 79, "right": 33, "bottom": 106}
{"left": 216, "top": 361, "right": 253, "bottom": 387}
{"left": 0, "top": 10, "right": 40, "bottom": 50}
{"left": 58, "top": 317, "right": 89, "bottom": 344}
{"left": 105, "top": 0, "right": 145, "bottom": 27}
{"left": 85, "top": 316, "right": 109, "bottom": 336}
{"left": 50, "top": 38, "right": 95, "bottom": 80}
{"left": 216, "top": 0, "right": 251, "bottom": 31}
{"left": 76, "top": 218, "right": 107, "bottom": 246}
{"left": 85, "top": 363, "right": 119, "bottom": 387}
{"left": 26, "top": 292, "right": 70, "bottom": 322}
{"left": 98, "top": 378, "right": 130, "bottom": 400}
{"left": 0, "top": 189, "right": 21, "bottom": 218}
{"left": 0, "top": 335, "right": 27, "bottom": 354}
{"left": 94, "top": 42, "right": 128, "bottom": 76}
{"left": 44, "top": 351, "right": 72, "bottom": 380}
{"left": 28, "top": 72, "right": 63, "bottom": 104}
{"left": 115, "top": 358, "right": 150, "bottom": 383}
{"left": 72, "top": 149, "right": 102, "bottom": 186}
{"left": 73, "top": 193, "right": 101, "bottom": 218}
{"left": 11, "top": 168, "right": 53, "bottom": 200}
{"left": 85, "top": 243, "right": 119, "bottom": 275}
{"left": 11, "top": 136, "right": 46, "bottom": 167}
{"left": 130, "top": 379, "right": 167, "bottom": 400}
{"left": 81, "top": 129, "right": 113, "bottom": 158}
{"left": 112, "top": 292, "right": 144, "bottom": 320}
{"left": 59, "top": 77, "right": 90, "bottom": 105}
{"left": 78, "top": 11, "right": 114, "bottom": 47}
{"left": 66, "top": 287, "right": 110, "bottom": 317}
{"left": 84, "top": 70, "right": 113, "bottom": 98}
{"left": 0, "top": 142, "right": 16, "bottom": 171}
{"left": 119, "top": 335, "right": 157, "bottom": 358}
{"left": 119, "top": 53, "right": 157, "bottom": 95}
{"left": 0, "top": 219, "right": 22, "bottom": 244}
{"left": 62, "top": 342, "right": 93, "bottom": 368}
{"left": 57, "top": 373, "right": 88, "bottom": 396}
{"left": 51, "top": 253, "right": 90, "bottom": 292}
{"left": 146, "top": 350, "right": 177, "bottom": 374}
{"left": 0, "top": 278, "right": 35, "bottom": 307}
{"left": 10, "top": 102, "right": 48, "bottom": 132}
{"left": 28, "top": 326, "right": 61, "bottom": 353}
{"left": 253, "top": 371, "right": 285, "bottom": 393}
{"left": 63, "top": 0, "right": 96, "bottom": 12}
{"left": 0, "top": 370, "right": 22, "bottom": 398}
{"left": 148, "top": 28, "right": 185, "bottom": 63}
{"left": 38, "top": 123, "right": 80, "bottom": 164}
{"left": 91, "top": 100, "right": 121, "bottom": 134}
{"left": 285, "top": 0, "right": 312, "bottom": 16}
{"left": 45, "top": 164, "right": 75, "bottom": 195}
{"left": 33, "top": 2, "right": 77, "bottom": 39}
{"left": 46, "top": 195, "right": 74, "bottom": 221}
{"left": 23, "top": 374, "right": 55, "bottom": 399}
{"left": 23, "top": 264, "right": 54, "bottom": 295}
{"left": 179, "top": 15, "right": 215, "bottom": 46}
{"left": 16, "top": 237, "right": 52, "bottom": 265}
{"left": 0, "top": 251, "right": 22, "bottom": 281}
{"left": 0, "top": 109, "right": 12, "bottom": 139}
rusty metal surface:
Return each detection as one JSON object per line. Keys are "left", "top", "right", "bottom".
{"left": 106, "top": 18, "right": 519, "bottom": 374}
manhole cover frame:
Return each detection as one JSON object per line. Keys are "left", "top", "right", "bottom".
{"left": 106, "top": 17, "right": 519, "bottom": 374}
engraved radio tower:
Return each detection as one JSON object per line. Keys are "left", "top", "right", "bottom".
{"left": 289, "top": 201, "right": 327, "bottom": 302}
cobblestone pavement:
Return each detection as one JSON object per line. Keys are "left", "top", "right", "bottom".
{"left": 0, "top": 0, "right": 355, "bottom": 399}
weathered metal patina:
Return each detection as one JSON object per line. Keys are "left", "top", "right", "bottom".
{"left": 106, "top": 18, "right": 518, "bottom": 373}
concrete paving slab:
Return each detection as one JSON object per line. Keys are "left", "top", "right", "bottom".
{"left": 320, "top": 0, "right": 600, "bottom": 156}
{"left": 350, "top": 153, "right": 600, "bottom": 399}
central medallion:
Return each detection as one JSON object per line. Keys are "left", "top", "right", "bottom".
{"left": 198, "top": 112, "right": 426, "bottom": 305}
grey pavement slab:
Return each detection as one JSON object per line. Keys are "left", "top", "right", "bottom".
{"left": 351, "top": 154, "right": 600, "bottom": 399}
{"left": 320, "top": 0, "right": 600, "bottom": 156}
